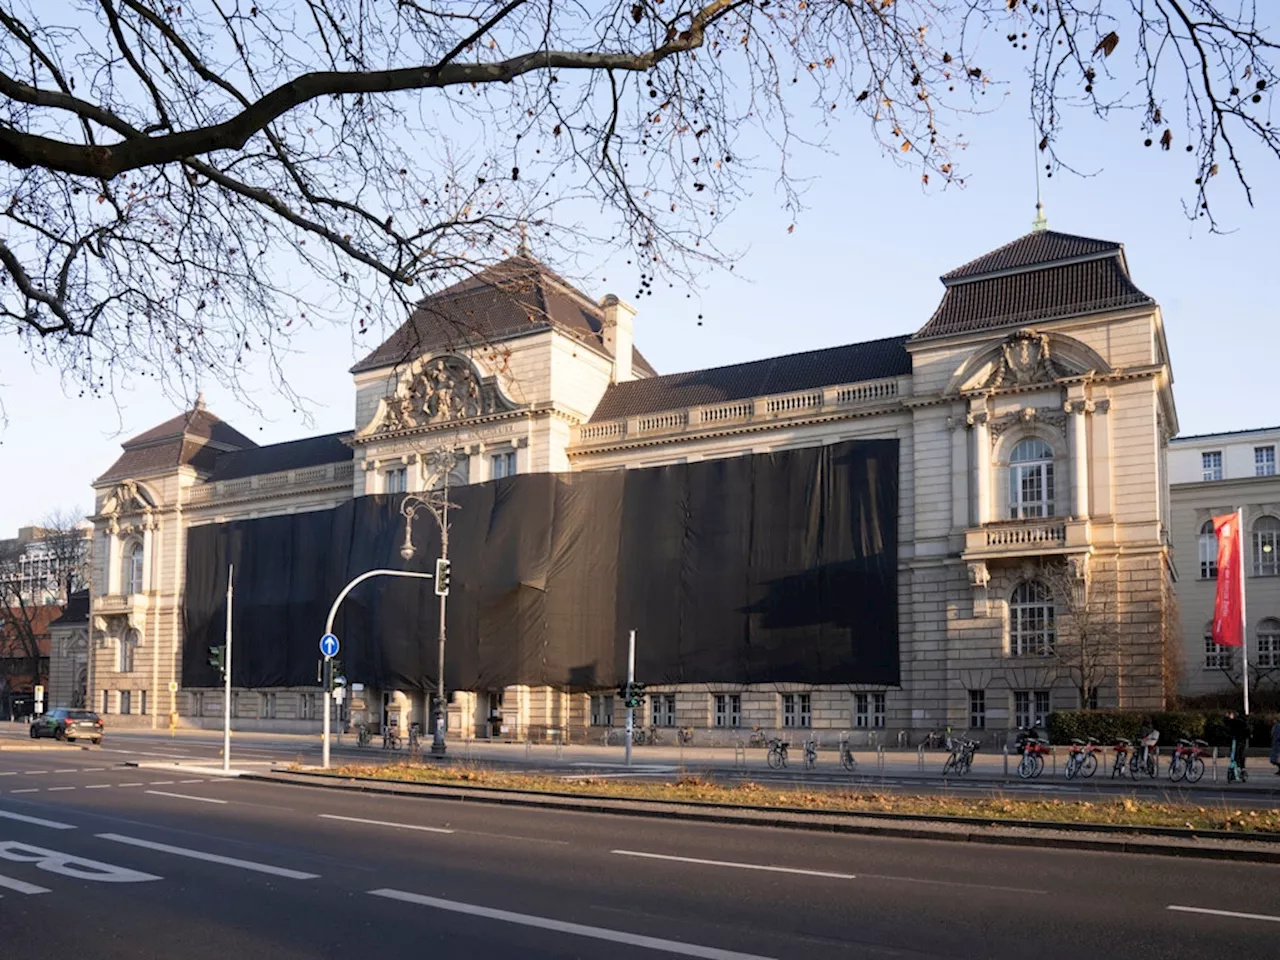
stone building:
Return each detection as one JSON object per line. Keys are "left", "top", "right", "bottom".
{"left": 73, "top": 222, "right": 1179, "bottom": 740}
{"left": 1169, "top": 426, "right": 1280, "bottom": 700}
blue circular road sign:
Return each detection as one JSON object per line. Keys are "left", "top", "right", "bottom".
{"left": 319, "top": 633, "right": 340, "bottom": 658}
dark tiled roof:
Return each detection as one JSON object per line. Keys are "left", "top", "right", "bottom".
{"left": 208, "top": 432, "right": 353, "bottom": 482}
{"left": 351, "top": 255, "right": 656, "bottom": 376}
{"left": 50, "top": 590, "right": 89, "bottom": 627}
{"left": 914, "top": 255, "right": 1153, "bottom": 341}
{"left": 942, "top": 230, "right": 1122, "bottom": 281}
{"left": 1171, "top": 426, "right": 1280, "bottom": 443}
{"left": 98, "top": 405, "right": 257, "bottom": 484}
{"left": 589, "top": 334, "right": 911, "bottom": 422}
{"left": 123, "top": 407, "right": 256, "bottom": 450}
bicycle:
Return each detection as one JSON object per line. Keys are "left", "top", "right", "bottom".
{"left": 1016, "top": 736, "right": 1050, "bottom": 779}
{"left": 356, "top": 724, "right": 373, "bottom": 748}
{"left": 382, "top": 727, "right": 402, "bottom": 750}
{"left": 747, "top": 727, "right": 768, "bottom": 749}
{"left": 1063, "top": 738, "right": 1100, "bottom": 780}
{"left": 676, "top": 727, "right": 695, "bottom": 746}
{"left": 1166, "top": 738, "right": 1206, "bottom": 782}
{"left": 839, "top": 741, "right": 858, "bottom": 773}
{"left": 942, "top": 738, "right": 979, "bottom": 776}
{"left": 647, "top": 727, "right": 664, "bottom": 746}
{"left": 407, "top": 723, "right": 422, "bottom": 752}
{"left": 803, "top": 738, "right": 818, "bottom": 770}
{"left": 1129, "top": 731, "right": 1159, "bottom": 779}
{"left": 1110, "top": 738, "right": 1131, "bottom": 779}
{"left": 766, "top": 737, "right": 789, "bottom": 769}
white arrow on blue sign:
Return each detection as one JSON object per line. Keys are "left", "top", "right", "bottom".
{"left": 319, "top": 633, "right": 340, "bottom": 659}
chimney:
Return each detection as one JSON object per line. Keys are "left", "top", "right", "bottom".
{"left": 600, "top": 294, "right": 637, "bottom": 383}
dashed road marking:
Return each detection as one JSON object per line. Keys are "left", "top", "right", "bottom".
{"left": 46, "top": 786, "right": 75, "bottom": 792}
{"left": 145, "top": 791, "right": 227, "bottom": 805}
{"left": 10, "top": 789, "right": 38, "bottom": 794}
{"left": 0, "top": 873, "right": 51, "bottom": 895}
{"left": 97, "top": 834, "right": 319, "bottom": 880}
{"left": 0, "top": 810, "right": 76, "bottom": 830}
{"left": 611, "top": 849, "right": 856, "bottom": 880}
{"left": 84, "top": 785, "right": 111, "bottom": 790}
{"left": 318, "top": 814, "right": 452, "bottom": 834}
{"left": 1168, "top": 905, "right": 1280, "bottom": 924}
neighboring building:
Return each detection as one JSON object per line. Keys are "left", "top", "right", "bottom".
{"left": 1169, "top": 426, "right": 1280, "bottom": 699}
{"left": 75, "top": 222, "right": 1180, "bottom": 738}
{"left": 48, "top": 590, "right": 90, "bottom": 710}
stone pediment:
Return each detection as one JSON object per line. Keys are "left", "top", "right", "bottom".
{"left": 362, "top": 355, "right": 516, "bottom": 438}
{"left": 945, "top": 329, "right": 1111, "bottom": 396}
{"left": 100, "top": 479, "right": 158, "bottom": 516}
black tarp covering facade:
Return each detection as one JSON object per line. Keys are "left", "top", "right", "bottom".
{"left": 183, "top": 440, "right": 899, "bottom": 690}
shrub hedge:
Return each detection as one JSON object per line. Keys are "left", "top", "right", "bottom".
{"left": 1047, "top": 710, "right": 1280, "bottom": 748}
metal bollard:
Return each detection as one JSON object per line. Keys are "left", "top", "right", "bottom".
{"left": 877, "top": 744, "right": 885, "bottom": 774}
{"left": 1051, "top": 746, "right": 1057, "bottom": 777}
{"left": 1003, "top": 744, "right": 1009, "bottom": 777}
{"left": 734, "top": 742, "right": 746, "bottom": 768}
{"left": 524, "top": 739, "right": 532, "bottom": 759}
{"left": 1212, "top": 746, "right": 1218, "bottom": 782}
{"left": 917, "top": 743, "right": 925, "bottom": 773}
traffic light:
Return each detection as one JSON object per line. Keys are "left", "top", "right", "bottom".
{"left": 434, "top": 557, "right": 451, "bottom": 596}
{"left": 208, "top": 645, "right": 226, "bottom": 678}
{"left": 628, "top": 682, "right": 646, "bottom": 709}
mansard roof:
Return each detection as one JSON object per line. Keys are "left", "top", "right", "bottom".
{"left": 350, "top": 255, "right": 656, "bottom": 376}
{"left": 589, "top": 334, "right": 911, "bottom": 422}
{"left": 97, "top": 404, "right": 257, "bottom": 484}
{"left": 207, "top": 432, "right": 353, "bottom": 482}
{"left": 914, "top": 230, "right": 1153, "bottom": 341}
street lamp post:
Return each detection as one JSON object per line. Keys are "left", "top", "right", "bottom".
{"left": 399, "top": 451, "right": 457, "bottom": 758}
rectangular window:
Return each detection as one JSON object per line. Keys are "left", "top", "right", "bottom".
{"left": 782, "top": 693, "right": 811, "bottom": 728}
{"left": 1034, "top": 691, "right": 1051, "bottom": 729}
{"left": 854, "top": 693, "right": 869, "bottom": 728}
{"left": 140, "top": 690, "right": 147, "bottom": 715}
{"left": 1202, "top": 451, "right": 1223, "bottom": 482}
{"left": 191, "top": 691, "right": 203, "bottom": 718}
{"left": 1014, "top": 691, "right": 1030, "bottom": 730}
{"left": 119, "top": 690, "right": 131, "bottom": 715}
{"left": 263, "top": 692, "right": 277, "bottom": 719}
{"left": 1255, "top": 522, "right": 1280, "bottom": 577}
{"left": 648, "top": 694, "right": 676, "bottom": 727}
{"left": 119, "top": 636, "right": 135, "bottom": 673}
{"left": 713, "top": 694, "right": 741, "bottom": 728}
{"left": 872, "top": 692, "right": 886, "bottom": 728}
{"left": 1256, "top": 446, "right": 1276, "bottom": 477}
{"left": 969, "top": 690, "right": 986, "bottom": 729}
{"left": 1255, "top": 628, "right": 1279, "bottom": 670}
{"left": 102, "top": 690, "right": 109, "bottom": 714}
{"left": 590, "top": 694, "right": 614, "bottom": 727}
{"left": 1204, "top": 635, "right": 1232, "bottom": 670}
{"left": 299, "top": 693, "right": 316, "bottom": 721}
{"left": 384, "top": 467, "right": 407, "bottom": 494}
{"left": 491, "top": 451, "right": 517, "bottom": 479}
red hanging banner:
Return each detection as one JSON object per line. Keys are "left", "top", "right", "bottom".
{"left": 1212, "top": 512, "right": 1244, "bottom": 648}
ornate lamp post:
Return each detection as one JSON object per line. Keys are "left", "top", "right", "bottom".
{"left": 398, "top": 450, "right": 457, "bottom": 757}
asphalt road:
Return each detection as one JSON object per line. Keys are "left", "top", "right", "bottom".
{"left": 2, "top": 743, "right": 1280, "bottom": 958}
{"left": 6, "top": 724, "right": 1278, "bottom": 809}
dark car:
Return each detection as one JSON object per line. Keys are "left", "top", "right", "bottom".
{"left": 29, "top": 708, "right": 104, "bottom": 744}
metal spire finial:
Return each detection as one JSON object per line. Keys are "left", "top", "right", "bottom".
{"left": 1032, "top": 127, "right": 1048, "bottom": 232}
{"left": 517, "top": 221, "right": 530, "bottom": 257}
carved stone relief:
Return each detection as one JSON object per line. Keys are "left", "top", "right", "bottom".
{"left": 378, "top": 356, "right": 511, "bottom": 434}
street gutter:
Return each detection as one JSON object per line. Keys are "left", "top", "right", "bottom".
{"left": 245, "top": 768, "right": 1280, "bottom": 865}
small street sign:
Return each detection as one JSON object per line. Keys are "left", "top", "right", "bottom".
{"left": 332, "top": 687, "right": 346, "bottom": 705}
{"left": 319, "top": 633, "right": 340, "bottom": 658}
{"left": 351, "top": 682, "right": 364, "bottom": 693}
{"left": 34, "top": 685, "right": 44, "bottom": 700}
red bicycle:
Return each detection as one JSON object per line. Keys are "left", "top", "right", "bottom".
{"left": 1168, "top": 738, "right": 1207, "bottom": 783}
{"left": 1016, "top": 736, "right": 1051, "bottom": 779}
{"left": 1064, "top": 737, "right": 1100, "bottom": 779}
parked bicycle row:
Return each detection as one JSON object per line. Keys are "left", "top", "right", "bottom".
{"left": 995, "top": 728, "right": 1252, "bottom": 783}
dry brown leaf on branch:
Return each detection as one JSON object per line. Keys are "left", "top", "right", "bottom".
{"left": 1094, "top": 31, "right": 1119, "bottom": 57}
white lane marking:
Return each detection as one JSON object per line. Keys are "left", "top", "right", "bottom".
{"left": 82, "top": 768, "right": 105, "bottom": 773}
{"left": 22, "top": 771, "right": 46, "bottom": 775}
{"left": 1167, "top": 905, "right": 1280, "bottom": 924}
{"left": 46, "top": 787, "right": 75, "bottom": 792}
{"left": 0, "top": 872, "right": 51, "bottom": 895}
{"left": 462, "top": 831, "right": 570, "bottom": 846}
{"left": 117, "top": 783, "right": 143, "bottom": 788}
{"left": 0, "top": 841, "right": 159, "bottom": 883}
{"left": 0, "top": 772, "right": 15, "bottom": 777}
{"left": 10, "top": 789, "right": 38, "bottom": 794}
{"left": 148, "top": 781, "right": 175, "bottom": 785}
{"left": 0, "top": 810, "right": 76, "bottom": 830}
{"left": 97, "top": 834, "right": 319, "bottom": 880}
{"left": 318, "top": 814, "right": 453, "bottom": 834}
{"left": 53, "top": 769, "right": 78, "bottom": 774}
{"left": 84, "top": 784, "right": 111, "bottom": 789}
{"left": 369, "top": 888, "right": 777, "bottom": 960}
{"left": 145, "top": 791, "right": 227, "bottom": 805}
{"left": 179, "top": 779, "right": 205, "bottom": 784}
{"left": 611, "top": 849, "right": 856, "bottom": 881}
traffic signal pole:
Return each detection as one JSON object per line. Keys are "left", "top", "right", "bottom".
{"left": 625, "top": 629, "right": 635, "bottom": 767}
{"left": 223, "top": 564, "right": 233, "bottom": 774}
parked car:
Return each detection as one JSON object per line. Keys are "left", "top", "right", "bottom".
{"left": 29, "top": 708, "right": 104, "bottom": 744}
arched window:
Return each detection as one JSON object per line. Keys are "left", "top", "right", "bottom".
{"left": 1258, "top": 618, "right": 1280, "bottom": 669}
{"left": 1253, "top": 516, "right": 1280, "bottom": 577}
{"left": 119, "top": 629, "right": 138, "bottom": 673}
{"left": 1010, "top": 580, "right": 1055, "bottom": 656}
{"left": 1198, "top": 520, "right": 1218, "bottom": 580}
{"left": 1203, "top": 622, "right": 1231, "bottom": 670}
{"left": 1008, "top": 438, "right": 1055, "bottom": 519}
{"left": 126, "top": 541, "right": 145, "bottom": 595}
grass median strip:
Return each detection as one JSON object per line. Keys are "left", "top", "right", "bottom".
{"left": 311, "top": 763, "right": 1280, "bottom": 836}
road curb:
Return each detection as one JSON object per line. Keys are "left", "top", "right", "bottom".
{"left": 243, "top": 770, "right": 1280, "bottom": 865}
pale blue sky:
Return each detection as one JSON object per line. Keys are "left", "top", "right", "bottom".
{"left": 2, "top": 62, "right": 1276, "bottom": 534}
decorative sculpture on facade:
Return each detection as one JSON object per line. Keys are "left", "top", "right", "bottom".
{"left": 993, "top": 331, "right": 1061, "bottom": 387}
{"left": 378, "top": 356, "right": 509, "bottom": 434}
